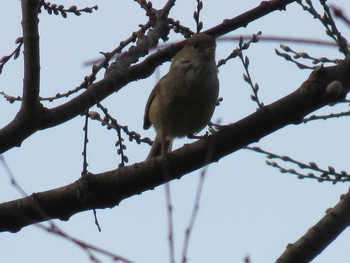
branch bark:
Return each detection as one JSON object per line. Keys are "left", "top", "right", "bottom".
{"left": 1, "top": 55, "right": 349, "bottom": 233}
{"left": 21, "top": 0, "right": 41, "bottom": 110}
{"left": 276, "top": 188, "right": 350, "bottom": 263}
{"left": 206, "top": 0, "right": 296, "bottom": 37}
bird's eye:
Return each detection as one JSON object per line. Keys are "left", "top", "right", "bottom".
{"left": 192, "top": 43, "right": 199, "bottom": 49}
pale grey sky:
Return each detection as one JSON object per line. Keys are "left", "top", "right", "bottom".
{"left": 1, "top": 1, "right": 350, "bottom": 262}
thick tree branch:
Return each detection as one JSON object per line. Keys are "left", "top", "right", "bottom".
{"left": 0, "top": 0, "right": 297, "bottom": 154}
{"left": 0, "top": 0, "right": 46, "bottom": 151}
{"left": 276, "top": 188, "right": 350, "bottom": 263}
{"left": 1, "top": 55, "right": 349, "bottom": 233}
{"left": 21, "top": 0, "right": 41, "bottom": 110}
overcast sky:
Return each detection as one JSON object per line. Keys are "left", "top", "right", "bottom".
{"left": 1, "top": 0, "right": 350, "bottom": 262}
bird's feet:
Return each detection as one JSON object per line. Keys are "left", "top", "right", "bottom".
{"left": 187, "top": 131, "right": 210, "bottom": 140}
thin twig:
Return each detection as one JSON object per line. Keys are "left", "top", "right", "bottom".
{"left": 303, "top": 110, "right": 350, "bottom": 123}
{"left": 96, "top": 103, "right": 129, "bottom": 167}
{"left": 0, "top": 155, "right": 28, "bottom": 196}
{"left": 181, "top": 119, "right": 219, "bottom": 263}
{"left": 297, "top": 0, "right": 348, "bottom": 55}
{"left": 165, "top": 182, "right": 176, "bottom": 263}
{"left": 181, "top": 167, "right": 206, "bottom": 263}
{"left": 238, "top": 49, "right": 264, "bottom": 108}
{"left": 39, "top": 1, "right": 98, "bottom": 18}
{"left": 0, "top": 156, "right": 132, "bottom": 262}
{"left": 0, "top": 37, "right": 23, "bottom": 75}
{"left": 193, "top": 0, "right": 203, "bottom": 33}
{"left": 246, "top": 146, "right": 350, "bottom": 184}
{"left": 82, "top": 111, "right": 89, "bottom": 175}
{"left": 332, "top": 5, "right": 350, "bottom": 26}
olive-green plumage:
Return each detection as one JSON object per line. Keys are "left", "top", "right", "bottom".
{"left": 143, "top": 34, "right": 219, "bottom": 159}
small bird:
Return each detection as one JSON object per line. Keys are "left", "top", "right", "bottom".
{"left": 143, "top": 34, "right": 219, "bottom": 160}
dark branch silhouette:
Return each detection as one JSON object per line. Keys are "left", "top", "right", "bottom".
{"left": 1, "top": 54, "right": 349, "bottom": 233}
{"left": 1, "top": 1, "right": 350, "bottom": 262}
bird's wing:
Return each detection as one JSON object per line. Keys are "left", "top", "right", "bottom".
{"left": 143, "top": 79, "right": 161, "bottom": 130}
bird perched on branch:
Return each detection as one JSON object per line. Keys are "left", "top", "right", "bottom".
{"left": 143, "top": 34, "right": 219, "bottom": 160}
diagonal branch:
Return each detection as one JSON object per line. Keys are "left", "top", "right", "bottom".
{"left": 1, "top": 54, "right": 350, "bottom": 233}
{"left": 276, "top": 188, "right": 350, "bottom": 263}
{"left": 206, "top": 0, "right": 297, "bottom": 37}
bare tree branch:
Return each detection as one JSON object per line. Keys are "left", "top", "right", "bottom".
{"left": 2, "top": 1, "right": 350, "bottom": 262}
{"left": 206, "top": 0, "right": 296, "bottom": 37}
{"left": 21, "top": 0, "right": 41, "bottom": 110}
{"left": 1, "top": 54, "right": 349, "bottom": 233}
{"left": 276, "top": 188, "right": 350, "bottom": 263}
